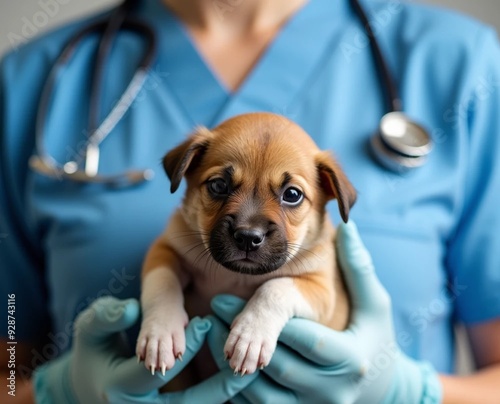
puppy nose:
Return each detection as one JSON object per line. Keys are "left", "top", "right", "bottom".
{"left": 233, "top": 228, "right": 265, "bottom": 252}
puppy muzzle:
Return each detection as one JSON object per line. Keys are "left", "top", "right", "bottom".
{"left": 209, "top": 215, "right": 288, "bottom": 275}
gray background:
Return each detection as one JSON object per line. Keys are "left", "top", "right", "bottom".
{"left": 1, "top": 0, "right": 496, "bottom": 373}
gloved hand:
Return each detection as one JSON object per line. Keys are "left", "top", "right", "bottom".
{"left": 209, "top": 221, "right": 443, "bottom": 404}
{"left": 33, "top": 296, "right": 258, "bottom": 404}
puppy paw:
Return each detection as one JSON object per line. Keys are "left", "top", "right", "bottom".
{"left": 136, "top": 310, "right": 188, "bottom": 375}
{"left": 223, "top": 313, "right": 279, "bottom": 375}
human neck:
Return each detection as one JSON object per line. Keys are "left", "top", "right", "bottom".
{"left": 160, "top": 0, "right": 309, "bottom": 91}
{"left": 162, "top": 0, "right": 307, "bottom": 36}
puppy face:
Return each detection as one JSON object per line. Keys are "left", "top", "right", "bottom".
{"left": 163, "top": 113, "right": 356, "bottom": 275}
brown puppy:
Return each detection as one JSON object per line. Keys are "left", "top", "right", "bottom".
{"left": 137, "top": 112, "right": 356, "bottom": 379}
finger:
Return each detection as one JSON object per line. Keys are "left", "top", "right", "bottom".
{"left": 111, "top": 317, "right": 211, "bottom": 393}
{"left": 238, "top": 373, "right": 297, "bottom": 404}
{"left": 74, "top": 297, "right": 140, "bottom": 343}
{"left": 165, "top": 368, "right": 258, "bottom": 404}
{"left": 228, "top": 393, "right": 253, "bottom": 404}
{"left": 264, "top": 331, "right": 365, "bottom": 391}
{"left": 210, "top": 295, "right": 246, "bottom": 325}
{"left": 277, "top": 318, "right": 358, "bottom": 366}
{"left": 278, "top": 318, "right": 365, "bottom": 371}
{"left": 336, "top": 221, "right": 391, "bottom": 313}
{"left": 205, "top": 315, "right": 232, "bottom": 368}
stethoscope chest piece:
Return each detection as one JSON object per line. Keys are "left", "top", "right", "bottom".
{"left": 370, "top": 112, "right": 432, "bottom": 172}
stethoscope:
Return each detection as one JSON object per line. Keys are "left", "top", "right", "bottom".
{"left": 29, "top": 0, "right": 156, "bottom": 187}
{"left": 29, "top": 0, "right": 433, "bottom": 187}
{"left": 348, "top": 0, "right": 433, "bottom": 172}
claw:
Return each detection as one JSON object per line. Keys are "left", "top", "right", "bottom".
{"left": 240, "top": 368, "right": 247, "bottom": 377}
{"left": 233, "top": 368, "right": 240, "bottom": 376}
{"left": 259, "top": 363, "right": 265, "bottom": 370}
{"left": 137, "top": 355, "right": 141, "bottom": 364}
{"left": 161, "top": 364, "right": 166, "bottom": 376}
{"left": 176, "top": 353, "right": 183, "bottom": 362}
{"left": 150, "top": 365, "right": 155, "bottom": 376}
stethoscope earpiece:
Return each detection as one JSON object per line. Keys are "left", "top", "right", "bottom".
{"left": 370, "top": 112, "right": 433, "bottom": 172}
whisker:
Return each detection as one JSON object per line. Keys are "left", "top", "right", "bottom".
{"left": 287, "top": 243, "right": 321, "bottom": 261}
{"left": 194, "top": 247, "right": 221, "bottom": 285}
{"left": 192, "top": 246, "right": 212, "bottom": 269}
{"left": 284, "top": 244, "right": 320, "bottom": 276}
{"left": 207, "top": 252, "right": 220, "bottom": 285}
{"left": 168, "top": 230, "right": 209, "bottom": 241}
{"left": 184, "top": 241, "right": 208, "bottom": 258}
{"left": 287, "top": 252, "right": 308, "bottom": 276}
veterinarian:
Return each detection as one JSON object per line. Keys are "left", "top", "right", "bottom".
{"left": 1, "top": 0, "right": 499, "bottom": 402}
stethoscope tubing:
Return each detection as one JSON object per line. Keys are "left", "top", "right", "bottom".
{"left": 30, "top": 0, "right": 433, "bottom": 186}
{"left": 350, "top": 0, "right": 432, "bottom": 170}
{"left": 31, "top": 2, "right": 157, "bottom": 186}
{"left": 349, "top": 0, "right": 402, "bottom": 112}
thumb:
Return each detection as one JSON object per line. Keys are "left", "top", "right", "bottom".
{"left": 210, "top": 294, "right": 246, "bottom": 325}
{"left": 336, "top": 221, "right": 391, "bottom": 316}
{"left": 74, "top": 297, "right": 140, "bottom": 343}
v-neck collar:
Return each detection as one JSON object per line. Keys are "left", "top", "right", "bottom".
{"left": 140, "top": 0, "right": 345, "bottom": 127}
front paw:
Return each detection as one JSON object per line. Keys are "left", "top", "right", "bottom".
{"left": 223, "top": 314, "right": 278, "bottom": 375}
{"left": 136, "top": 311, "right": 188, "bottom": 375}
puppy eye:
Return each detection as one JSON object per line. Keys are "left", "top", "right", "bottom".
{"left": 281, "top": 187, "right": 303, "bottom": 206}
{"left": 207, "top": 178, "right": 229, "bottom": 197}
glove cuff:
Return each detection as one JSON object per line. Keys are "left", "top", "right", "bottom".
{"left": 381, "top": 355, "right": 442, "bottom": 404}
{"left": 33, "top": 352, "right": 78, "bottom": 404}
{"left": 420, "top": 362, "right": 442, "bottom": 404}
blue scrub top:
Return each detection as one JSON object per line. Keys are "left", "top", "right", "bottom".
{"left": 1, "top": 0, "right": 500, "bottom": 374}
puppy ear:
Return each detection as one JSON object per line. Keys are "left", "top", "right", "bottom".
{"left": 316, "top": 151, "right": 357, "bottom": 223}
{"left": 162, "top": 127, "right": 213, "bottom": 193}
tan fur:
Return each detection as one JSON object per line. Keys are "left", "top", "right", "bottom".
{"left": 138, "top": 112, "right": 356, "bottom": 387}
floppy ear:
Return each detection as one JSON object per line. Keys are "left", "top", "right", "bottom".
{"left": 162, "top": 127, "right": 213, "bottom": 193}
{"left": 315, "top": 151, "right": 357, "bottom": 223}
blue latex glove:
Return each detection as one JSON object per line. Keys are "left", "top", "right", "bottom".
{"left": 210, "top": 221, "right": 443, "bottom": 404}
{"left": 33, "top": 296, "right": 258, "bottom": 404}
